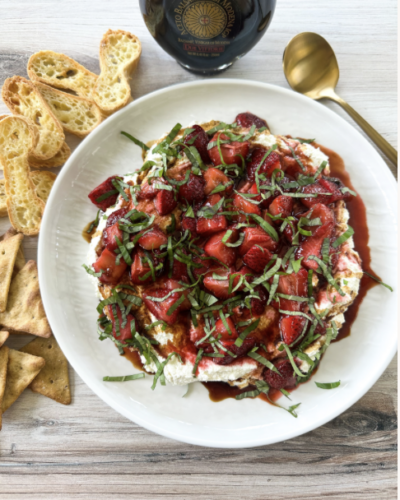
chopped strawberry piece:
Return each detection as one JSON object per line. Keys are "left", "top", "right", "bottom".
{"left": 103, "top": 222, "right": 123, "bottom": 251}
{"left": 296, "top": 235, "right": 325, "bottom": 271}
{"left": 203, "top": 167, "right": 232, "bottom": 195}
{"left": 154, "top": 189, "right": 177, "bottom": 216}
{"left": 137, "top": 178, "right": 164, "bottom": 200}
{"left": 246, "top": 148, "right": 281, "bottom": 182}
{"left": 182, "top": 215, "right": 197, "bottom": 236}
{"left": 204, "top": 229, "right": 237, "bottom": 266}
{"left": 319, "top": 177, "right": 354, "bottom": 203}
{"left": 183, "top": 125, "right": 211, "bottom": 164}
{"left": 248, "top": 182, "right": 262, "bottom": 202}
{"left": 197, "top": 214, "right": 227, "bottom": 236}
{"left": 107, "top": 305, "right": 136, "bottom": 343}
{"left": 165, "top": 278, "right": 191, "bottom": 309}
{"left": 93, "top": 248, "right": 127, "bottom": 285}
{"left": 178, "top": 172, "right": 205, "bottom": 204}
{"left": 138, "top": 226, "right": 168, "bottom": 250}
{"left": 192, "top": 253, "right": 212, "bottom": 279}
{"left": 282, "top": 155, "right": 303, "bottom": 177}
{"left": 232, "top": 193, "right": 261, "bottom": 217}
{"left": 214, "top": 317, "right": 238, "bottom": 341}
{"left": 88, "top": 176, "right": 120, "bottom": 211}
{"left": 239, "top": 226, "right": 278, "bottom": 256}
{"left": 264, "top": 359, "right": 298, "bottom": 389}
{"left": 275, "top": 269, "right": 308, "bottom": 311}
{"left": 302, "top": 203, "right": 335, "bottom": 239}
{"left": 243, "top": 245, "right": 273, "bottom": 273}
{"left": 106, "top": 207, "right": 129, "bottom": 227}
{"left": 212, "top": 338, "right": 256, "bottom": 365}
{"left": 301, "top": 182, "right": 333, "bottom": 207}
{"left": 235, "top": 112, "right": 268, "bottom": 129}
{"left": 269, "top": 195, "right": 293, "bottom": 219}
{"left": 170, "top": 250, "right": 189, "bottom": 282}
{"left": 209, "top": 132, "right": 249, "bottom": 167}
{"left": 251, "top": 285, "right": 268, "bottom": 316}
{"left": 142, "top": 288, "right": 182, "bottom": 325}
{"left": 280, "top": 315, "right": 307, "bottom": 345}
{"left": 130, "top": 249, "right": 152, "bottom": 285}
{"left": 203, "top": 268, "right": 232, "bottom": 299}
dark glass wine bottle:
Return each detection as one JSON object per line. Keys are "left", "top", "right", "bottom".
{"left": 140, "top": 0, "right": 277, "bottom": 74}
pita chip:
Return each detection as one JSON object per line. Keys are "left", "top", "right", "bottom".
{"left": 1, "top": 227, "right": 25, "bottom": 275}
{"left": 0, "top": 232, "right": 23, "bottom": 312}
{"left": 0, "top": 260, "right": 51, "bottom": 337}
{"left": 20, "top": 336, "right": 71, "bottom": 405}
{"left": 0, "top": 345, "right": 9, "bottom": 429}
{"left": 0, "top": 331, "right": 9, "bottom": 347}
{"left": 2, "top": 349, "right": 45, "bottom": 412}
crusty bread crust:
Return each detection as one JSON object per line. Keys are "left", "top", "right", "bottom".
{"left": 2, "top": 76, "right": 65, "bottom": 161}
{"left": 35, "top": 82, "right": 103, "bottom": 138}
{"left": 27, "top": 50, "right": 98, "bottom": 99}
{"left": 92, "top": 29, "right": 142, "bottom": 115}
{"left": 0, "top": 116, "right": 45, "bottom": 235}
{"left": 30, "top": 170, "right": 56, "bottom": 203}
{"left": 28, "top": 141, "right": 70, "bottom": 169}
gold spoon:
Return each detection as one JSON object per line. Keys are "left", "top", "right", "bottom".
{"left": 283, "top": 32, "right": 397, "bottom": 165}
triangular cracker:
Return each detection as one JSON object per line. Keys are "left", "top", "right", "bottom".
{"left": 0, "top": 233, "right": 23, "bottom": 312}
{"left": 0, "top": 260, "right": 51, "bottom": 337}
{"left": 2, "top": 349, "right": 45, "bottom": 412}
{"left": 1, "top": 227, "right": 25, "bottom": 275}
{"left": 20, "top": 336, "right": 70, "bottom": 405}
{"left": 0, "top": 345, "right": 9, "bottom": 429}
{"left": 0, "top": 331, "right": 9, "bottom": 347}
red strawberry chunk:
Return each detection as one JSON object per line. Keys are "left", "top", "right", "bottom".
{"left": 301, "top": 182, "right": 333, "bottom": 208}
{"left": 243, "top": 245, "right": 273, "bottom": 273}
{"left": 251, "top": 285, "right": 268, "bottom": 316}
{"left": 138, "top": 178, "right": 164, "bottom": 200}
{"left": 319, "top": 177, "right": 354, "bottom": 203}
{"left": 232, "top": 193, "right": 261, "bottom": 217}
{"left": 197, "top": 214, "right": 227, "bottom": 236}
{"left": 107, "top": 305, "right": 136, "bottom": 343}
{"left": 204, "top": 229, "right": 237, "bottom": 266}
{"left": 178, "top": 173, "right": 205, "bottom": 204}
{"left": 203, "top": 268, "right": 232, "bottom": 299}
{"left": 183, "top": 125, "right": 211, "bottom": 164}
{"left": 239, "top": 226, "right": 278, "bottom": 256}
{"left": 246, "top": 148, "right": 281, "bottom": 182}
{"left": 192, "top": 253, "right": 212, "bottom": 279}
{"left": 165, "top": 278, "right": 191, "bottom": 309}
{"left": 93, "top": 248, "right": 127, "bottom": 285}
{"left": 170, "top": 255, "right": 189, "bottom": 282}
{"left": 138, "top": 226, "right": 167, "bottom": 250}
{"left": 235, "top": 112, "right": 268, "bottom": 129}
{"left": 269, "top": 195, "right": 293, "bottom": 219}
{"left": 154, "top": 189, "right": 177, "bottom": 216}
{"left": 282, "top": 155, "right": 303, "bottom": 177}
{"left": 142, "top": 288, "right": 183, "bottom": 325}
{"left": 275, "top": 269, "right": 308, "bottom": 311}
{"left": 302, "top": 203, "right": 335, "bottom": 239}
{"left": 182, "top": 215, "right": 197, "bottom": 235}
{"left": 106, "top": 207, "right": 129, "bottom": 227}
{"left": 209, "top": 132, "right": 249, "bottom": 167}
{"left": 103, "top": 222, "right": 123, "bottom": 251}
{"left": 214, "top": 317, "right": 238, "bottom": 341}
{"left": 212, "top": 338, "right": 256, "bottom": 365}
{"left": 130, "top": 249, "right": 152, "bottom": 285}
{"left": 88, "top": 176, "right": 120, "bottom": 211}
{"left": 296, "top": 235, "right": 325, "bottom": 271}
{"left": 203, "top": 167, "right": 232, "bottom": 195}
{"left": 280, "top": 315, "right": 307, "bottom": 345}
{"left": 264, "top": 359, "right": 298, "bottom": 389}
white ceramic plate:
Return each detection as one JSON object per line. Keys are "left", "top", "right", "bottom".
{"left": 38, "top": 80, "right": 397, "bottom": 448}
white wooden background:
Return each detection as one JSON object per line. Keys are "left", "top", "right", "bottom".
{"left": 0, "top": 1, "right": 397, "bottom": 498}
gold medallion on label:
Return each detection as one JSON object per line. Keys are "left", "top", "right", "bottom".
{"left": 182, "top": 1, "right": 228, "bottom": 39}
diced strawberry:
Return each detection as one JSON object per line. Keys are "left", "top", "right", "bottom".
{"left": 170, "top": 255, "right": 189, "bottom": 282}
{"left": 154, "top": 189, "right": 177, "bottom": 216}
{"left": 103, "top": 222, "right": 123, "bottom": 251}
{"left": 182, "top": 215, "right": 197, "bottom": 235}
{"left": 251, "top": 285, "right": 268, "bottom": 316}
{"left": 203, "top": 167, "right": 232, "bottom": 195}
{"left": 204, "top": 229, "right": 237, "bottom": 266}
{"left": 107, "top": 305, "right": 136, "bottom": 343}
{"left": 283, "top": 220, "right": 296, "bottom": 244}
{"left": 183, "top": 125, "right": 210, "bottom": 164}
{"left": 137, "top": 178, "right": 164, "bottom": 200}
{"left": 279, "top": 315, "right": 307, "bottom": 345}
{"left": 142, "top": 288, "right": 183, "bottom": 325}
{"left": 319, "top": 177, "right": 354, "bottom": 203}
{"left": 248, "top": 182, "right": 262, "bottom": 202}
{"left": 203, "top": 268, "right": 232, "bottom": 299}
{"left": 235, "top": 112, "right": 268, "bottom": 129}
{"left": 178, "top": 172, "right": 205, "bottom": 204}
{"left": 130, "top": 249, "right": 152, "bottom": 285}
{"left": 296, "top": 235, "right": 325, "bottom": 271}
{"left": 209, "top": 132, "right": 249, "bottom": 167}
{"left": 106, "top": 207, "right": 129, "bottom": 227}
{"left": 281, "top": 155, "right": 303, "bottom": 177}
{"left": 264, "top": 359, "right": 298, "bottom": 389}
{"left": 88, "top": 176, "right": 120, "bottom": 211}
{"left": 197, "top": 214, "right": 227, "bottom": 236}
{"left": 269, "top": 195, "right": 293, "bottom": 219}
{"left": 275, "top": 269, "right": 308, "bottom": 311}
{"left": 246, "top": 148, "right": 281, "bottom": 182}
{"left": 138, "top": 226, "right": 167, "bottom": 250}
{"left": 206, "top": 193, "right": 223, "bottom": 206}
{"left": 192, "top": 253, "right": 212, "bottom": 279}
{"left": 214, "top": 317, "right": 238, "bottom": 341}
{"left": 232, "top": 193, "right": 261, "bottom": 217}
{"left": 93, "top": 248, "right": 127, "bottom": 285}
{"left": 302, "top": 204, "right": 335, "bottom": 239}
{"left": 212, "top": 338, "right": 256, "bottom": 365}
{"left": 239, "top": 226, "right": 278, "bottom": 256}
{"left": 243, "top": 245, "right": 273, "bottom": 273}
{"left": 301, "top": 182, "right": 333, "bottom": 207}
{"left": 165, "top": 278, "right": 191, "bottom": 309}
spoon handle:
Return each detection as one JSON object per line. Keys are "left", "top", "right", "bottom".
{"left": 327, "top": 93, "right": 397, "bottom": 166}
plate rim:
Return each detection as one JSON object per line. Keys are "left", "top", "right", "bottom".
{"left": 38, "top": 78, "right": 398, "bottom": 448}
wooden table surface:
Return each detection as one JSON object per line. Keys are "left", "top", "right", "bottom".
{"left": 0, "top": 1, "right": 397, "bottom": 498}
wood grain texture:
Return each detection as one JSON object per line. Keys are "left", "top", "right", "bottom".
{"left": 0, "top": 0, "right": 397, "bottom": 498}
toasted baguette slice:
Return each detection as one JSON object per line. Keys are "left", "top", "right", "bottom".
{"left": 2, "top": 76, "right": 65, "bottom": 161}
{"left": 35, "top": 82, "right": 103, "bottom": 138}
{"left": 27, "top": 50, "right": 98, "bottom": 99}
{"left": 0, "top": 180, "right": 7, "bottom": 217}
{"left": 92, "top": 30, "right": 142, "bottom": 115}
{"left": 28, "top": 141, "right": 70, "bottom": 169}
{"left": 0, "top": 117, "right": 45, "bottom": 235}
{"left": 30, "top": 171, "right": 56, "bottom": 203}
